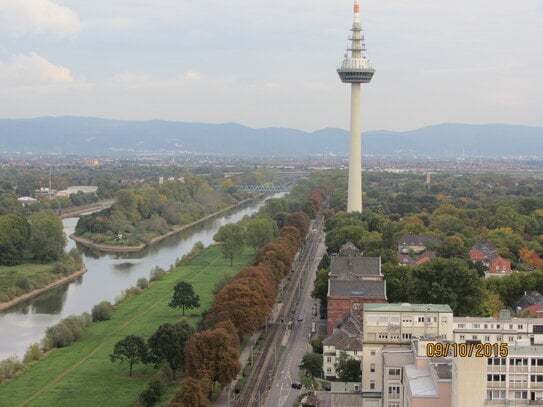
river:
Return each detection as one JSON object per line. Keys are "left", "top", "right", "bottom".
{"left": 0, "top": 194, "right": 283, "bottom": 360}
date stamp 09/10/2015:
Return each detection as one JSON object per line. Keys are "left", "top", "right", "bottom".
{"left": 426, "top": 342, "right": 509, "bottom": 358}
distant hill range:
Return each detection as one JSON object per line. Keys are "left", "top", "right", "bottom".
{"left": 0, "top": 117, "right": 541, "bottom": 158}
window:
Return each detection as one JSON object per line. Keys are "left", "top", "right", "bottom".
{"left": 327, "top": 357, "right": 332, "bottom": 363}
{"left": 496, "top": 336, "right": 502, "bottom": 341}
{"left": 370, "top": 381, "right": 375, "bottom": 389}
{"left": 472, "top": 335, "right": 478, "bottom": 340}
{"left": 508, "top": 336, "right": 514, "bottom": 342}
{"left": 514, "top": 391, "right": 528, "bottom": 400}
{"left": 326, "top": 368, "right": 331, "bottom": 373}
{"left": 402, "top": 317, "right": 412, "bottom": 323}
{"left": 487, "top": 390, "right": 506, "bottom": 400}
{"left": 488, "top": 358, "right": 506, "bottom": 366}
{"left": 441, "top": 317, "right": 448, "bottom": 323}
{"left": 417, "top": 316, "right": 425, "bottom": 323}
{"left": 459, "top": 335, "right": 465, "bottom": 341}
{"left": 370, "top": 363, "right": 375, "bottom": 373}
{"left": 531, "top": 375, "right": 543, "bottom": 382}
{"left": 352, "top": 303, "right": 360, "bottom": 310}
{"left": 484, "top": 324, "right": 488, "bottom": 329}
{"left": 518, "top": 325, "right": 524, "bottom": 330}
{"left": 402, "top": 333, "right": 412, "bottom": 340}
{"left": 457, "top": 323, "right": 465, "bottom": 328}
{"left": 496, "top": 324, "right": 500, "bottom": 329}
{"left": 388, "top": 402, "right": 400, "bottom": 407}
{"left": 473, "top": 323, "right": 480, "bottom": 328}
{"left": 353, "top": 350, "right": 358, "bottom": 356}
{"left": 487, "top": 374, "right": 506, "bottom": 382}
{"left": 388, "top": 384, "right": 400, "bottom": 399}
{"left": 510, "top": 358, "right": 528, "bottom": 366}
{"left": 531, "top": 359, "right": 543, "bottom": 366}
{"left": 509, "top": 324, "right": 514, "bottom": 329}
{"left": 379, "top": 333, "right": 389, "bottom": 340}
{"left": 533, "top": 325, "right": 543, "bottom": 334}
{"left": 484, "top": 336, "right": 490, "bottom": 342}
{"left": 389, "top": 368, "right": 401, "bottom": 377}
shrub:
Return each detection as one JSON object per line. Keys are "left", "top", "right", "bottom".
{"left": 137, "top": 277, "right": 149, "bottom": 289}
{"left": 91, "top": 301, "right": 114, "bottom": 322}
{"left": 45, "top": 322, "right": 75, "bottom": 348}
{"left": 53, "top": 262, "right": 68, "bottom": 275}
{"left": 150, "top": 267, "right": 166, "bottom": 282}
{"left": 138, "top": 388, "right": 159, "bottom": 407}
{"left": 23, "top": 343, "right": 43, "bottom": 363}
{"left": 15, "top": 278, "right": 33, "bottom": 291}
{"left": 0, "top": 355, "right": 24, "bottom": 379}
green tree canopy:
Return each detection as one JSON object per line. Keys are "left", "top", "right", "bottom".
{"left": 302, "top": 352, "right": 323, "bottom": 378}
{"left": 29, "top": 212, "right": 66, "bottom": 263}
{"left": 147, "top": 321, "right": 195, "bottom": 378}
{"left": 110, "top": 335, "right": 148, "bottom": 376}
{"left": 334, "top": 351, "right": 361, "bottom": 382}
{"left": 169, "top": 281, "right": 201, "bottom": 316}
{"left": 245, "top": 217, "right": 278, "bottom": 249}
{"left": 214, "top": 224, "right": 244, "bottom": 266}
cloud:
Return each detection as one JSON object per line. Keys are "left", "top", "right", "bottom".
{"left": 0, "top": 53, "right": 74, "bottom": 85}
{"left": 0, "top": 0, "right": 81, "bottom": 37}
{"left": 184, "top": 71, "right": 201, "bottom": 81}
{"left": 113, "top": 73, "right": 150, "bottom": 84}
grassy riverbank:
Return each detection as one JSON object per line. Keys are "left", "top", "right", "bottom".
{"left": 0, "top": 245, "right": 254, "bottom": 407}
{"left": 0, "top": 256, "right": 82, "bottom": 305}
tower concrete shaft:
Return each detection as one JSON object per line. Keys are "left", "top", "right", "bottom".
{"left": 337, "top": 0, "right": 374, "bottom": 213}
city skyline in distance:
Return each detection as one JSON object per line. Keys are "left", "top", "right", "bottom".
{"left": 0, "top": 0, "right": 541, "bottom": 132}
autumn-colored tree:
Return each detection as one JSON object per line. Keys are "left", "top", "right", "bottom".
{"left": 215, "top": 319, "right": 240, "bottom": 350}
{"left": 519, "top": 247, "right": 543, "bottom": 269}
{"left": 185, "top": 328, "right": 240, "bottom": 394}
{"left": 285, "top": 212, "right": 310, "bottom": 237}
{"left": 170, "top": 377, "right": 210, "bottom": 407}
{"left": 210, "top": 283, "right": 269, "bottom": 338}
{"left": 235, "top": 265, "right": 277, "bottom": 308}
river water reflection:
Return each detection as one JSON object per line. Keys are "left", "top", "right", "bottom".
{"left": 0, "top": 195, "right": 282, "bottom": 359}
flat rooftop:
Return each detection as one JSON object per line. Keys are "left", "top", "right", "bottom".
{"left": 364, "top": 303, "right": 452, "bottom": 313}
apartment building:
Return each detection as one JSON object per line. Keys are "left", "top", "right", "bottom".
{"left": 361, "top": 303, "right": 454, "bottom": 398}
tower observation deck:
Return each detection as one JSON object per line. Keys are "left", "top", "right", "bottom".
{"left": 337, "top": 1, "right": 375, "bottom": 83}
{"left": 339, "top": 0, "right": 375, "bottom": 213}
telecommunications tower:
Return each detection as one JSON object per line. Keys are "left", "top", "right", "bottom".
{"left": 337, "top": 0, "right": 374, "bottom": 212}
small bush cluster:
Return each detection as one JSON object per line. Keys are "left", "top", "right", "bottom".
{"left": 91, "top": 301, "right": 114, "bottom": 322}
{"left": 149, "top": 267, "right": 167, "bottom": 282}
{"left": 136, "top": 363, "right": 173, "bottom": 407}
{"left": 42, "top": 313, "right": 92, "bottom": 350}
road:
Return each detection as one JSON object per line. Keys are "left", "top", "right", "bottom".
{"left": 265, "top": 225, "right": 327, "bottom": 407}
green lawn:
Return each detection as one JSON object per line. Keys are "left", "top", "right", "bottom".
{"left": 0, "top": 263, "right": 59, "bottom": 302}
{"left": 0, "top": 245, "right": 254, "bottom": 407}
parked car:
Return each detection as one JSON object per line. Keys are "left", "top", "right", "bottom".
{"left": 291, "top": 382, "right": 302, "bottom": 389}
{"left": 297, "top": 315, "right": 304, "bottom": 322}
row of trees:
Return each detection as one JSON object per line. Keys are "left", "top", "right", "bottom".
{"left": 0, "top": 211, "right": 66, "bottom": 265}
{"left": 167, "top": 185, "right": 328, "bottom": 405}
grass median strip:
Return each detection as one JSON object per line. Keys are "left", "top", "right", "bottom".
{"left": 0, "top": 245, "right": 254, "bottom": 407}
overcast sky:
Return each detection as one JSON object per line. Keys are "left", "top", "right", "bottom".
{"left": 0, "top": 0, "right": 542, "bottom": 132}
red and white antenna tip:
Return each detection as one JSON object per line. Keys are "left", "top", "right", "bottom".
{"left": 354, "top": 2, "right": 360, "bottom": 14}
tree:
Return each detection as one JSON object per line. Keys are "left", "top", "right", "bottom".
{"left": 147, "top": 321, "right": 195, "bottom": 379}
{"left": 302, "top": 352, "right": 323, "bottom": 377}
{"left": 185, "top": 328, "right": 240, "bottom": 395}
{"left": 29, "top": 212, "right": 66, "bottom": 263}
{"left": 214, "top": 224, "right": 244, "bottom": 266}
{"left": 311, "top": 269, "right": 329, "bottom": 316}
{"left": 335, "top": 351, "right": 361, "bottom": 382}
{"left": 210, "top": 283, "right": 269, "bottom": 338}
{"left": 110, "top": 335, "right": 148, "bottom": 376}
{"left": 410, "top": 258, "right": 484, "bottom": 316}
{"left": 169, "top": 281, "right": 200, "bottom": 316}
{"left": 170, "top": 377, "right": 210, "bottom": 407}
{"left": 245, "top": 217, "right": 277, "bottom": 249}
